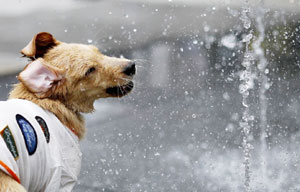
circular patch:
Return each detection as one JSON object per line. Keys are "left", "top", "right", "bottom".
{"left": 35, "top": 116, "right": 50, "bottom": 143}
{"left": 16, "top": 114, "right": 37, "bottom": 155}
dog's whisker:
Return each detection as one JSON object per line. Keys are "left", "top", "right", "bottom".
{"left": 135, "top": 62, "right": 148, "bottom": 66}
{"left": 135, "top": 66, "right": 146, "bottom": 72}
{"left": 117, "top": 82, "right": 121, "bottom": 99}
{"left": 121, "top": 87, "right": 126, "bottom": 96}
{"left": 134, "top": 58, "right": 150, "bottom": 63}
{"left": 135, "top": 64, "right": 148, "bottom": 69}
{"left": 123, "top": 84, "right": 131, "bottom": 90}
{"left": 118, "top": 82, "right": 127, "bottom": 99}
{"left": 119, "top": 83, "right": 124, "bottom": 95}
{"left": 131, "top": 79, "right": 144, "bottom": 87}
{"left": 133, "top": 59, "right": 149, "bottom": 67}
{"left": 119, "top": 77, "right": 132, "bottom": 82}
{"left": 135, "top": 65, "right": 146, "bottom": 68}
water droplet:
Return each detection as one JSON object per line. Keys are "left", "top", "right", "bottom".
{"left": 133, "top": 29, "right": 137, "bottom": 32}
{"left": 193, "top": 40, "right": 198, "bottom": 44}
{"left": 87, "top": 39, "right": 93, "bottom": 43}
{"left": 242, "top": 101, "right": 248, "bottom": 107}
{"left": 248, "top": 115, "right": 254, "bottom": 121}
{"left": 242, "top": 34, "right": 253, "bottom": 42}
{"left": 244, "top": 21, "right": 251, "bottom": 29}
{"left": 265, "top": 82, "right": 271, "bottom": 89}
{"left": 64, "top": 29, "right": 68, "bottom": 33}
{"left": 222, "top": 92, "right": 230, "bottom": 100}
{"left": 192, "top": 114, "right": 197, "bottom": 118}
{"left": 221, "top": 34, "right": 237, "bottom": 49}
{"left": 265, "top": 68, "right": 269, "bottom": 74}
{"left": 204, "top": 25, "right": 210, "bottom": 32}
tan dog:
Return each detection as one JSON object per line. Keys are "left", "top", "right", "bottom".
{"left": 0, "top": 32, "right": 135, "bottom": 191}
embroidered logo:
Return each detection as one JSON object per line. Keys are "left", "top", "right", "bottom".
{"left": 35, "top": 116, "right": 50, "bottom": 143}
{"left": 0, "top": 126, "right": 19, "bottom": 160}
{"left": 16, "top": 114, "right": 37, "bottom": 155}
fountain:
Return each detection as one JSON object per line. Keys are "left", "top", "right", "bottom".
{"left": 240, "top": 0, "right": 269, "bottom": 191}
{"left": 252, "top": 2, "right": 269, "bottom": 190}
{"left": 239, "top": 1, "right": 255, "bottom": 190}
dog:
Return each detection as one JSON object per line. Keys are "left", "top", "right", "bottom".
{"left": 0, "top": 32, "right": 135, "bottom": 192}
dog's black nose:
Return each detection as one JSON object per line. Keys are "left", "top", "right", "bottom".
{"left": 122, "top": 61, "right": 136, "bottom": 76}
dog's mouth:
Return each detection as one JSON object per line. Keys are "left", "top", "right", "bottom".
{"left": 106, "top": 81, "right": 134, "bottom": 97}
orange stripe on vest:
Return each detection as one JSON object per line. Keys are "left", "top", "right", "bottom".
{"left": 0, "top": 160, "right": 20, "bottom": 184}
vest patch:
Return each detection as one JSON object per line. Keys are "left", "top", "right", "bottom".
{"left": 16, "top": 114, "right": 37, "bottom": 155}
{"left": 0, "top": 126, "right": 19, "bottom": 160}
{"left": 35, "top": 116, "right": 50, "bottom": 143}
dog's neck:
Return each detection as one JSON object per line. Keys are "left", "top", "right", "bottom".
{"left": 9, "top": 83, "right": 85, "bottom": 139}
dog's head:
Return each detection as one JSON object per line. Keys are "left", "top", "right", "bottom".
{"left": 18, "top": 32, "right": 135, "bottom": 113}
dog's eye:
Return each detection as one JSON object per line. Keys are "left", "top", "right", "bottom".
{"left": 85, "top": 67, "right": 96, "bottom": 76}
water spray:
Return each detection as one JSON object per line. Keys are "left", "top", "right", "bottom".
{"left": 239, "top": 1, "right": 254, "bottom": 191}
{"left": 253, "top": 0, "right": 268, "bottom": 188}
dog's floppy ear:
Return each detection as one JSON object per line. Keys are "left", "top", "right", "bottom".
{"left": 21, "top": 32, "right": 60, "bottom": 58}
{"left": 18, "top": 58, "right": 64, "bottom": 98}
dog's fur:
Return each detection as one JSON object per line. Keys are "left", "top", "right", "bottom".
{"left": 0, "top": 32, "right": 135, "bottom": 191}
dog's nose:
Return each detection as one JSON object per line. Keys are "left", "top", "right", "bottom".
{"left": 122, "top": 61, "right": 136, "bottom": 76}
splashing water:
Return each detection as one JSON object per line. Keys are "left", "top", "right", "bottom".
{"left": 253, "top": 1, "right": 269, "bottom": 189}
{"left": 240, "top": 0, "right": 270, "bottom": 191}
{"left": 239, "top": 1, "right": 254, "bottom": 191}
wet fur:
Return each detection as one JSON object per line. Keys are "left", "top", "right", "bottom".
{"left": 0, "top": 32, "right": 134, "bottom": 191}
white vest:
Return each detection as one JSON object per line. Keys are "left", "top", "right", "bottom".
{"left": 0, "top": 99, "right": 81, "bottom": 192}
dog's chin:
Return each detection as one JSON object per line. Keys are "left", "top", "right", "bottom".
{"left": 106, "top": 81, "right": 134, "bottom": 97}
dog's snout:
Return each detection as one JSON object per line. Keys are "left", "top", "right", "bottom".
{"left": 122, "top": 61, "right": 136, "bottom": 76}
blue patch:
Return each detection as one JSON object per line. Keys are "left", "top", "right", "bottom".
{"left": 16, "top": 114, "right": 37, "bottom": 155}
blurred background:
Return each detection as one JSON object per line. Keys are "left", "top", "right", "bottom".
{"left": 0, "top": 0, "right": 300, "bottom": 191}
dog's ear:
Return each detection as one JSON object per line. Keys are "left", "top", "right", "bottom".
{"left": 18, "top": 58, "right": 64, "bottom": 98}
{"left": 21, "top": 32, "right": 60, "bottom": 58}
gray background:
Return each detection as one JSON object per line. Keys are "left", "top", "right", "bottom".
{"left": 0, "top": 0, "right": 300, "bottom": 191}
